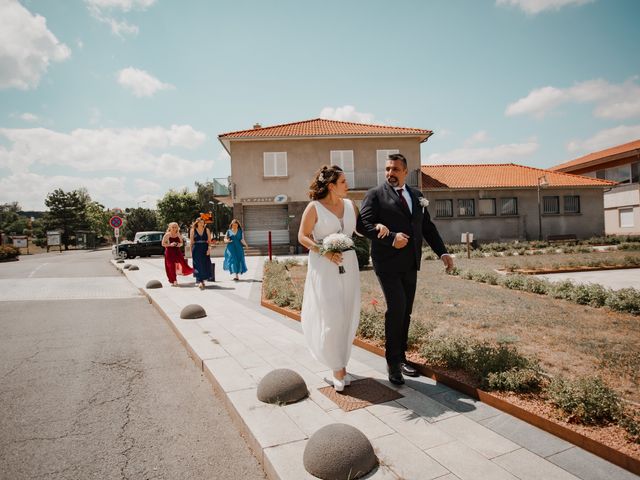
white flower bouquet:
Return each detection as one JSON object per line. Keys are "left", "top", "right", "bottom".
{"left": 319, "top": 233, "right": 354, "bottom": 274}
{"left": 419, "top": 197, "right": 429, "bottom": 213}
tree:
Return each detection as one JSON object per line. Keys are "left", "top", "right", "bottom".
{"left": 0, "top": 202, "right": 22, "bottom": 232}
{"left": 156, "top": 189, "right": 200, "bottom": 231}
{"left": 122, "top": 208, "right": 160, "bottom": 240}
{"left": 194, "top": 181, "right": 232, "bottom": 239}
{"left": 85, "top": 200, "right": 112, "bottom": 241}
{"left": 43, "top": 189, "right": 89, "bottom": 250}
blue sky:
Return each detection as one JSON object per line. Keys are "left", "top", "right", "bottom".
{"left": 1, "top": 0, "right": 639, "bottom": 210}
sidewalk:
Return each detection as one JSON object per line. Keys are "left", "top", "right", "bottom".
{"left": 113, "top": 255, "right": 638, "bottom": 480}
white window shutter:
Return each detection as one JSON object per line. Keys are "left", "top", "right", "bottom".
{"left": 264, "top": 153, "right": 275, "bottom": 176}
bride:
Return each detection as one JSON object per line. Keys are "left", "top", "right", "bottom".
{"left": 297, "top": 165, "right": 388, "bottom": 391}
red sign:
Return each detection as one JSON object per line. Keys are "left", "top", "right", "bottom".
{"left": 109, "top": 216, "right": 123, "bottom": 228}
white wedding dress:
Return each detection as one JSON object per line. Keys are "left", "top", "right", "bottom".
{"left": 301, "top": 199, "right": 361, "bottom": 371}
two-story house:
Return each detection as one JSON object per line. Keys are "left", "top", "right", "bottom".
{"left": 218, "top": 118, "right": 432, "bottom": 246}
{"left": 421, "top": 164, "right": 615, "bottom": 243}
{"left": 551, "top": 139, "right": 640, "bottom": 235}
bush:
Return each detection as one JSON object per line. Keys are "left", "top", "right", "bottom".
{"left": 547, "top": 376, "right": 623, "bottom": 425}
{"left": 468, "top": 342, "right": 532, "bottom": 380}
{"left": 420, "top": 335, "right": 471, "bottom": 370}
{"left": 357, "top": 308, "right": 385, "bottom": 341}
{"left": 571, "top": 283, "right": 609, "bottom": 307}
{"left": 604, "top": 288, "right": 640, "bottom": 315}
{"left": 262, "top": 260, "right": 303, "bottom": 309}
{"left": 352, "top": 235, "right": 370, "bottom": 269}
{"left": 407, "top": 319, "right": 435, "bottom": 348}
{"left": 0, "top": 245, "right": 19, "bottom": 261}
{"left": 523, "top": 277, "right": 550, "bottom": 295}
{"left": 501, "top": 275, "right": 526, "bottom": 290}
{"left": 549, "top": 280, "right": 575, "bottom": 301}
{"left": 619, "top": 415, "right": 640, "bottom": 444}
{"left": 486, "top": 367, "right": 542, "bottom": 393}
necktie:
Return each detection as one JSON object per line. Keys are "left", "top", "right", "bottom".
{"left": 397, "top": 188, "right": 410, "bottom": 212}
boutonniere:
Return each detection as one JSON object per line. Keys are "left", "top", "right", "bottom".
{"left": 419, "top": 197, "right": 429, "bottom": 213}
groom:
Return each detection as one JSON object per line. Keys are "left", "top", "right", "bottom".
{"left": 357, "top": 153, "right": 454, "bottom": 385}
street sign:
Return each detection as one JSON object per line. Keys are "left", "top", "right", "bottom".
{"left": 109, "top": 216, "right": 123, "bottom": 228}
{"left": 114, "top": 227, "right": 120, "bottom": 238}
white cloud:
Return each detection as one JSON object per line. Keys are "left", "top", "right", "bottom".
{"left": 0, "top": 125, "right": 210, "bottom": 176}
{"left": 496, "top": 0, "right": 594, "bottom": 15}
{"left": 85, "top": 0, "right": 156, "bottom": 37}
{"left": 0, "top": 172, "right": 130, "bottom": 210}
{"left": 18, "top": 113, "right": 39, "bottom": 122}
{"left": 566, "top": 124, "right": 640, "bottom": 153}
{"left": 506, "top": 78, "right": 640, "bottom": 119}
{"left": 464, "top": 130, "right": 490, "bottom": 147}
{"left": 117, "top": 67, "right": 174, "bottom": 97}
{"left": 319, "top": 105, "right": 375, "bottom": 124}
{"left": 134, "top": 178, "right": 160, "bottom": 193}
{"left": 0, "top": 0, "right": 71, "bottom": 90}
{"left": 426, "top": 141, "right": 539, "bottom": 164}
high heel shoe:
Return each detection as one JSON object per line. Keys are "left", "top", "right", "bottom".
{"left": 332, "top": 375, "right": 345, "bottom": 392}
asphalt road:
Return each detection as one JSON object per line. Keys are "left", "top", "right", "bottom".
{"left": 0, "top": 249, "right": 266, "bottom": 480}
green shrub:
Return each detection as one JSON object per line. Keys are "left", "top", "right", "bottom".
{"left": 407, "top": 319, "right": 435, "bottom": 348}
{"left": 420, "top": 335, "right": 471, "bottom": 370}
{"left": 549, "top": 280, "right": 575, "bottom": 300}
{"left": 604, "top": 288, "right": 640, "bottom": 315}
{"left": 619, "top": 415, "right": 640, "bottom": 444}
{"left": 571, "top": 284, "right": 609, "bottom": 307}
{"left": 618, "top": 242, "right": 640, "bottom": 251}
{"left": 353, "top": 235, "right": 370, "bottom": 269}
{"left": 0, "top": 245, "right": 20, "bottom": 261}
{"left": 357, "top": 308, "right": 385, "bottom": 341}
{"left": 523, "top": 277, "right": 550, "bottom": 295}
{"left": 486, "top": 367, "right": 542, "bottom": 393}
{"left": 262, "top": 260, "right": 303, "bottom": 309}
{"left": 547, "top": 376, "right": 623, "bottom": 425}
{"left": 501, "top": 275, "right": 526, "bottom": 290}
{"left": 468, "top": 342, "right": 532, "bottom": 380}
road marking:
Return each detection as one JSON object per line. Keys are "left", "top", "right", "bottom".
{"left": 0, "top": 277, "right": 142, "bottom": 301}
{"left": 27, "top": 263, "right": 47, "bottom": 278}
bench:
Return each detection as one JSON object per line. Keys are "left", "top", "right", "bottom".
{"left": 547, "top": 234, "right": 577, "bottom": 244}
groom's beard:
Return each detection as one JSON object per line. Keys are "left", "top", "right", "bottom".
{"left": 386, "top": 176, "right": 399, "bottom": 187}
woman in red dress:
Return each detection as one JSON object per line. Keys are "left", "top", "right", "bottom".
{"left": 162, "top": 222, "right": 194, "bottom": 286}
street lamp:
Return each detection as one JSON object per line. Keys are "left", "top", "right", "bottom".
{"left": 137, "top": 200, "right": 147, "bottom": 208}
{"left": 537, "top": 174, "right": 549, "bottom": 241}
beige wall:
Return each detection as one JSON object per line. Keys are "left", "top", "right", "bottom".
{"left": 424, "top": 188, "right": 606, "bottom": 244}
{"left": 228, "top": 137, "right": 422, "bottom": 203}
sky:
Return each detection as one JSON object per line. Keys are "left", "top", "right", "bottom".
{"left": 1, "top": 0, "right": 639, "bottom": 211}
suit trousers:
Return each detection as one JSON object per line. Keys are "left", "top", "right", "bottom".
{"left": 376, "top": 269, "right": 418, "bottom": 365}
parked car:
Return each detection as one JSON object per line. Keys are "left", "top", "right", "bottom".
{"left": 112, "top": 231, "right": 164, "bottom": 259}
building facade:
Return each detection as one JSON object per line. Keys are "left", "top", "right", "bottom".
{"left": 218, "top": 118, "right": 431, "bottom": 246}
{"left": 551, "top": 139, "right": 640, "bottom": 235}
{"left": 422, "top": 164, "right": 615, "bottom": 244}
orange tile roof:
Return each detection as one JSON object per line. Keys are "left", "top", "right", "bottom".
{"left": 551, "top": 138, "right": 640, "bottom": 172}
{"left": 218, "top": 118, "right": 432, "bottom": 140}
{"left": 421, "top": 164, "right": 616, "bottom": 189}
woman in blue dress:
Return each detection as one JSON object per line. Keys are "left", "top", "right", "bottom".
{"left": 223, "top": 219, "right": 249, "bottom": 281}
{"left": 189, "top": 217, "right": 214, "bottom": 290}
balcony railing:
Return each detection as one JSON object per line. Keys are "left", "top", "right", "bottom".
{"left": 346, "top": 169, "right": 420, "bottom": 190}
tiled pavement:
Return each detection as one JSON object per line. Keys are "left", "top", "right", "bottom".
{"left": 114, "top": 255, "right": 638, "bottom": 480}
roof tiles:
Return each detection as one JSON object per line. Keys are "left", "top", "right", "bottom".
{"left": 218, "top": 118, "right": 432, "bottom": 139}
{"left": 421, "top": 164, "right": 616, "bottom": 189}
{"left": 552, "top": 138, "right": 640, "bottom": 172}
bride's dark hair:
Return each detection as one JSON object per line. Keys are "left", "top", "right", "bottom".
{"left": 308, "top": 165, "right": 343, "bottom": 200}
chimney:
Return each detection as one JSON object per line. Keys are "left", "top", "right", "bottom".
{"left": 253, "top": 123, "right": 262, "bottom": 129}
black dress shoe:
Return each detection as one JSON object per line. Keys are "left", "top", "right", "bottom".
{"left": 400, "top": 362, "right": 419, "bottom": 377}
{"left": 387, "top": 364, "right": 405, "bottom": 385}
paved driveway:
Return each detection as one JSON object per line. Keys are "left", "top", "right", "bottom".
{"left": 536, "top": 268, "right": 640, "bottom": 290}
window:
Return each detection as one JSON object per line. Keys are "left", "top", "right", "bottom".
{"left": 330, "top": 150, "right": 355, "bottom": 187}
{"left": 434, "top": 199, "right": 453, "bottom": 217}
{"left": 543, "top": 196, "right": 560, "bottom": 214}
{"left": 457, "top": 199, "right": 475, "bottom": 217}
{"left": 595, "top": 169, "right": 606, "bottom": 180}
{"left": 500, "top": 197, "right": 518, "bottom": 215}
{"left": 605, "top": 164, "right": 631, "bottom": 184}
{"left": 263, "top": 152, "right": 287, "bottom": 177}
{"left": 376, "top": 149, "right": 399, "bottom": 185}
{"left": 620, "top": 208, "right": 634, "bottom": 228}
{"left": 632, "top": 162, "right": 640, "bottom": 183}
{"left": 564, "top": 195, "right": 580, "bottom": 213}
{"left": 478, "top": 198, "right": 496, "bottom": 216}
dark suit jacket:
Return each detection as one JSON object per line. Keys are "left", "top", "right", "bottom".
{"left": 357, "top": 182, "right": 447, "bottom": 273}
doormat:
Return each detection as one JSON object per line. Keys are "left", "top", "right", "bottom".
{"left": 318, "top": 378, "right": 403, "bottom": 412}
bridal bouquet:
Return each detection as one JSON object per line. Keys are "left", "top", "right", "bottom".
{"left": 319, "top": 233, "right": 354, "bottom": 274}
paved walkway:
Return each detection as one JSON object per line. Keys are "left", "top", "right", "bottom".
{"left": 114, "top": 255, "right": 638, "bottom": 480}
{"left": 537, "top": 268, "right": 640, "bottom": 291}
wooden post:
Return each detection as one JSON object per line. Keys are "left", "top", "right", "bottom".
{"left": 466, "top": 232, "right": 471, "bottom": 259}
{"left": 268, "top": 230, "right": 272, "bottom": 261}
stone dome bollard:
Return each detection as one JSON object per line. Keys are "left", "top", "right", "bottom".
{"left": 180, "top": 304, "right": 207, "bottom": 319}
{"left": 303, "top": 423, "right": 377, "bottom": 480}
{"left": 128, "top": 265, "right": 139, "bottom": 271}
{"left": 257, "top": 369, "right": 308, "bottom": 405}
{"left": 123, "top": 264, "right": 131, "bottom": 269}
{"left": 116, "top": 259, "right": 124, "bottom": 263}
{"left": 145, "top": 280, "right": 162, "bottom": 289}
